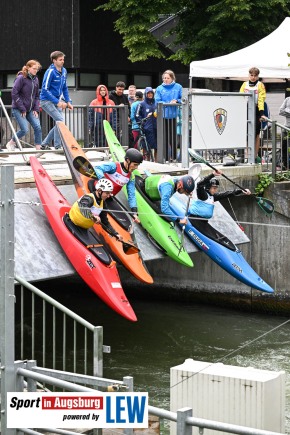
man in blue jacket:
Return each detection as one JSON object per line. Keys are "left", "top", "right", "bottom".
{"left": 39, "top": 51, "right": 73, "bottom": 151}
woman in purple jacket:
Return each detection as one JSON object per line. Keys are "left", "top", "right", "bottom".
{"left": 7, "top": 60, "right": 42, "bottom": 151}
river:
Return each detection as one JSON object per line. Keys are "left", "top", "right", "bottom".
{"left": 46, "top": 283, "right": 290, "bottom": 433}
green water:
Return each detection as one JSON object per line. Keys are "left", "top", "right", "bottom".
{"left": 48, "top": 284, "right": 290, "bottom": 432}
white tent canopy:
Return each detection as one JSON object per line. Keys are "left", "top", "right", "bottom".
{"left": 189, "top": 17, "right": 290, "bottom": 81}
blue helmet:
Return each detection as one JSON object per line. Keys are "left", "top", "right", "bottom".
{"left": 180, "top": 175, "right": 195, "bottom": 194}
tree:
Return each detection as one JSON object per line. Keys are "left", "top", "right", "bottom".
{"left": 96, "top": 0, "right": 290, "bottom": 64}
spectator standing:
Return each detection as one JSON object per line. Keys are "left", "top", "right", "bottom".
{"left": 130, "top": 91, "right": 143, "bottom": 148}
{"left": 89, "top": 85, "right": 116, "bottom": 147}
{"left": 279, "top": 96, "right": 290, "bottom": 168}
{"left": 128, "top": 85, "right": 136, "bottom": 106}
{"left": 240, "top": 67, "right": 267, "bottom": 161}
{"left": 155, "top": 70, "right": 182, "bottom": 161}
{"left": 136, "top": 87, "right": 157, "bottom": 161}
{"left": 7, "top": 60, "right": 42, "bottom": 151}
{"left": 109, "top": 81, "right": 131, "bottom": 144}
{"left": 39, "top": 51, "right": 73, "bottom": 151}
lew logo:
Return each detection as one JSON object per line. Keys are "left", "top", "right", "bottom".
{"left": 213, "top": 108, "right": 227, "bottom": 135}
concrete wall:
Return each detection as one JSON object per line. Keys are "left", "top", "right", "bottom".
{"left": 123, "top": 178, "right": 290, "bottom": 314}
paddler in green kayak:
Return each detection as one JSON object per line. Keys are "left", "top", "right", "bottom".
{"left": 144, "top": 174, "right": 195, "bottom": 223}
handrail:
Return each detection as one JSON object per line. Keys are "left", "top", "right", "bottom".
{"left": 15, "top": 275, "right": 95, "bottom": 331}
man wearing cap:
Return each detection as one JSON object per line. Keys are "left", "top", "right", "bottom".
{"left": 130, "top": 90, "right": 143, "bottom": 148}
{"left": 144, "top": 174, "right": 195, "bottom": 224}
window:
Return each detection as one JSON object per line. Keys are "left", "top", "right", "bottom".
{"left": 67, "top": 73, "right": 76, "bottom": 87}
{"left": 108, "top": 74, "right": 127, "bottom": 88}
{"left": 134, "top": 75, "right": 152, "bottom": 88}
{"left": 7, "top": 74, "right": 16, "bottom": 88}
{"left": 80, "top": 73, "right": 100, "bottom": 88}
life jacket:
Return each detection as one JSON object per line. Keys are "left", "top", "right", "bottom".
{"left": 145, "top": 174, "right": 174, "bottom": 201}
{"left": 98, "top": 162, "right": 132, "bottom": 196}
{"left": 189, "top": 193, "right": 215, "bottom": 219}
{"left": 69, "top": 193, "right": 104, "bottom": 229}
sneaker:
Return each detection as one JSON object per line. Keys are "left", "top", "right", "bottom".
{"left": 40, "top": 144, "right": 51, "bottom": 151}
{"left": 6, "top": 139, "right": 16, "bottom": 152}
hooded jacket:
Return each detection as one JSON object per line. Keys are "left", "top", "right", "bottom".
{"left": 135, "top": 87, "right": 156, "bottom": 128}
{"left": 155, "top": 81, "right": 182, "bottom": 119}
{"left": 90, "top": 85, "right": 115, "bottom": 117}
{"left": 89, "top": 85, "right": 116, "bottom": 128}
{"left": 12, "top": 73, "right": 40, "bottom": 113}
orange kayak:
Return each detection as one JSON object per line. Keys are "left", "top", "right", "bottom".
{"left": 57, "top": 121, "right": 153, "bottom": 284}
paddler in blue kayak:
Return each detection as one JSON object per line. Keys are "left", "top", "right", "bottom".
{"left": 93, "top": 148, "right": 143, "bottom": 223}
{"left": 189, "top": 170, "right": 251, "bottom": 220}
{"left": 144, "top": 174, "right": 195, "bottom": 223}
{"left": 69, "top": 178, "right": 122, "bottom": 239}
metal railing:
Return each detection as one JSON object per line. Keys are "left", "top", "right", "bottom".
{"left": 258, "top": 118, "right": 290, "bottom": 178}
{"left": 13, "top": 360, "right": 284, "bottom": 435}
{"left": 0, "top": 104, "right": 129, "bottom": 150}
{"left": 14, "top": 275, "right": 107, "bottom": 378}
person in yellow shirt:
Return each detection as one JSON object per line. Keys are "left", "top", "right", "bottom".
{"left": 240, "top": 67, "right": 267, "bottom": 161}
{"left": 69, "top": 178, "right": 122, "bottom": 239}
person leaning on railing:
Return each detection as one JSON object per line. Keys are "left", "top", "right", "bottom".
{"left": 279, "top": 95, "right": 290, "bottom": 169}
{"left": 88, "top": 84, "right": 116, "bottom": 147}
{"left": 155, "top": 69, "right": 182, "bottom": 161}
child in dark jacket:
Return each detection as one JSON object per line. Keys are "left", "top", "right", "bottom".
{"left": 136, "top": 87, "right": 157, "bottom": 161}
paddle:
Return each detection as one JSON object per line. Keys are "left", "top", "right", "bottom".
{"left": 99, "top": 222, "right": 140, "bottom": 255}
{"left": 178, "top": 163, "right": 202, "bottom": 256}
{"left": 73, "top": 155, "right": 97, "bottom": 179}
{"left": 188, "top": 148, "right": 275, "bottom": 215}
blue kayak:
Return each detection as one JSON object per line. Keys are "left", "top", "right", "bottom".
{"left": 170, "top": 195, "right": 274, "bottom": 293}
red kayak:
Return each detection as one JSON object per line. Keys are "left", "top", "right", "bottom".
{"left": 30, "top": 156, "right": 137, "bottom": 322}
{"left": 56, "top": 121, "right": 153, "bottom": 284}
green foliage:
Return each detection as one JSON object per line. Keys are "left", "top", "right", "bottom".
{"left": 255, "top": 173, "right": 274, "bottom": 195}
{"left": 95, "top": 0, "right": 290, "bottom": 64}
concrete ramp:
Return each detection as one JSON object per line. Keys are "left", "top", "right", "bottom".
{"left": 13, "top": 184, "right": 249, "bottom": 282}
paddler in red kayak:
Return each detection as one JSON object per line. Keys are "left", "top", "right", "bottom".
{"left": 69, "top": 178, "right": 122, "bottom": 239}
{"left": 93, "top": 148, "right": 143, "bottom": 223}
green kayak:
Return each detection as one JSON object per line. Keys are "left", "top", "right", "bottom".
{"left": 103, "top": 120, "right": 193, "bottom": 267}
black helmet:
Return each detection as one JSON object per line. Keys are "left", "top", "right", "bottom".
{"left": 125, "top": 148, "right": 143, "bottom": 164}
{"left": 180, "top": 175, "right": 195, "bottom": 194}
{"left": 206, "top": 177, "right": 220, "bottom": 190}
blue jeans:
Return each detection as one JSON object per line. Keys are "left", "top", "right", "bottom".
{"left": 40, "top": 100, "right": 64, "bottom": 149}
{"left": 12, "top": 108, "right": 42, "bottom": 145}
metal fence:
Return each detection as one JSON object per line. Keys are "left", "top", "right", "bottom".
{"left": 14, "top": 275, "right": 107, "bottom": 378}
{"left": 0, "top": 102, "right": 178, "bottom": 164}
{"left": 258, "top": 118, "right": 290, "bottom": 178}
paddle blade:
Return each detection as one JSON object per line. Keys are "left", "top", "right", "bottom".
{"left": 188, "top": 163, "right": 202, "bottom": 180}
{"left": 255, "top": 197, "right": 275, "bottom": 215}
{"left": 73, "top": 156, "right": 97, "bottom": 179}
{"left": 188, "top": 148, "right": 206, "bottom": 164}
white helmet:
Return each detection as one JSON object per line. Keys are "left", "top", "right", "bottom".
{"left": 95, "top": 178, "right": 114, "bottom": 192}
